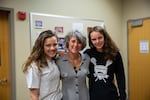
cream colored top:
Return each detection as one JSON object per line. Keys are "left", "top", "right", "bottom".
{"left": 26, "top": 60, "right": 62, "bottom": 100}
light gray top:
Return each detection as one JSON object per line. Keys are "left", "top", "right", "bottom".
{"left": 56, "top": 53, "right": 90, "bottom": 100}
{"left": 26, "top": 60, "right": 62, "bottom": 100}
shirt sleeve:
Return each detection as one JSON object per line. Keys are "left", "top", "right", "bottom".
{"left": 115, "top": 52, "right": 126, "bottom": 100}
{"left": 26, "top": 63, "right": 40, "bottom": 89}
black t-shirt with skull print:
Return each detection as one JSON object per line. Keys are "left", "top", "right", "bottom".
{"left": 84, "top": 48, "right": 126, "bottom": 100}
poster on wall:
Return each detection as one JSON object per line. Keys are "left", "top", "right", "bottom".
{"left": 87, "top": 27, "right": 92, "bottom": 34}
{"left": 72, "top": 23, "right": 83, "bottom": 33}
{"left": 58, "top": 38, "right": 65, "bottom": 51}
{"left": 55, "top": 26, "right": 63, "bottom": 34}
{"left": 34, "top": 20, "right": 43, "bottom": 29}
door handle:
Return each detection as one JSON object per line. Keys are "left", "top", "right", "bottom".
{"left": 0, "top": 78, "right": 7, "bottom": 84}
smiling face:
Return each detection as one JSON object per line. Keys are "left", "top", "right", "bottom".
{"left": 90, "top": 31, "right": 104, "bottom": 52}
{"left": 68, "top": 36, "right": 82, "bottom": 54}
{"left": 44, "top": 36, "right": 58, "bottom": 60}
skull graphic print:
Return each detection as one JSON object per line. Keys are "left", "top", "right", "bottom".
{"left": 91, "top": 58, "right": 112, "bottom": 83}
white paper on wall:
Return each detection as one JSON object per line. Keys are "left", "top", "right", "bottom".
{"left": 140, "top": 40, "right": 149, "bottom": 53}
{"left": 72, "top": 23, "right": 84, "bottom": 33}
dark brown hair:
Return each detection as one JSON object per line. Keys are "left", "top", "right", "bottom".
{"left": 88, "top": 26, "right": 119, "bottom": 60}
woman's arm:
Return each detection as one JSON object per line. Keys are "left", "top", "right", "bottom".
{"left": 115, "top": 52, "right": 126, "bottom": 100}
{"left": 29, "top": 88, "right": 40, "bottom": 100}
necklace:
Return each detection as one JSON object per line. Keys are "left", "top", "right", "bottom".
{"left": 68, "top": 54, "right": 81, "bottom": 70}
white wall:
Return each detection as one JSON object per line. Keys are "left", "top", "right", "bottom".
{"left": 1, "top": 0, "right": 149, "bottom": 100}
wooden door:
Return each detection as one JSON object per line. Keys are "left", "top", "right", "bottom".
{"left": 128, "top": 18, "right": 150, "bottom": 100}
{"left": 0, "top": 11, "right": 11, "bottom": 100}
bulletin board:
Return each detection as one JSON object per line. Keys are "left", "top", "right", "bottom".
{"left": 29, "top": 12, "right": 104, "bottom": 48}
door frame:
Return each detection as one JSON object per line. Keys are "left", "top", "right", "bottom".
{"left": 0, "top": 7, "right": 16, "bottom": 100}
{"left": 127, "top": 17, "right": 150, "bottom": 100}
